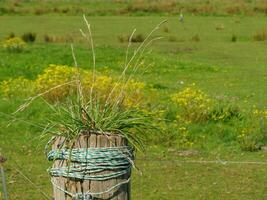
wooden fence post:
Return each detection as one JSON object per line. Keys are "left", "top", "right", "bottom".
{"left": 0, "top": 156, "right": 8, "bottom": 200}
{"left": 51, "top": 132, "right": 131, "bottom": 200}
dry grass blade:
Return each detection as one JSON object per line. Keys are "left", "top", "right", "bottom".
{"left": 82, "top": 14, "right": 96, "bottom": 100}
{"left": 125, "top": 28, "right": 136, "bottom": 68}
{"left": 112, "top": 35, "right": 164, "bottom": 108}
{"left": 10, "top": 162, "right": 51, "bottom": 200}
{"left": 71, "top": 44, "right": 84, "bottom": 107}
{"left": 105, "top": 19, "right": 167, "bottom": 106}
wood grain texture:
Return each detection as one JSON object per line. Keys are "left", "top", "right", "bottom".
{"left": 52, "top": 137, "right": 67, "bottom": 200}
{"left": 66, "top": 140, "right": 77, "bottom": 200}
{"left": 80, "top": 134, "right": 90, "bottom": 195}
{"left": 89, "top": 133, "right": 98, "bottom": 197}
{"left": 116, "top": 137, "right": 128, "bottom": 200}
{"left": 108, "top": 136, "right": 117, "bottom": 200}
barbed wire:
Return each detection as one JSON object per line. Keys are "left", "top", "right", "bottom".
{"left": 136, "top": 158, "right": 267, "bottom": 165}
{"left": 6, "top": 160, "right": 52, "bottom": 200}
{"left": 1, "top": 155, "right": 266, "bottom": 200}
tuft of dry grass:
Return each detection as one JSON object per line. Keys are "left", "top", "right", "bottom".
{"left": 253, "top": 3, "right": 267, "bottom": 14}
{"left": 225, "top": 4, "right": 248, "bottom": 15}
{"left": 118, "top": 33, "right": 145, "bottom": 43}
{"left": 191, "top": 34, "right": 200, "bottom": 42}
{"left": 197, "top": 4, "right": 215, "bottom": 15}
{"left": 168, "top": 35, "right": 177, "bottom": 42}
{"left": 215, "top": 24, "right": 225, "bottom": 31}
{"left": 126, "top": 0, "right": 176, "bottom": 13}
{"left": 162, "top": 26, "right": 170, "bottom": 33}
{"left": 43, "top": 34, "right": 74, "bottom": 43}
{"left": 34, "top": 8, "right": 48, "bottom": 15}
{"left": 6, "top": 32, "right": 16, "bottom": 39}
{"left": 253, "top": 28, "right": 267, "bottom": 41}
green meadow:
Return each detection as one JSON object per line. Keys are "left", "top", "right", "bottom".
{"left": 0, "top": 2, "right": 267, "bottom": 199}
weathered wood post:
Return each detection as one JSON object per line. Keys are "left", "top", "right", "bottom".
{"left": 0, "top": 155, "right": 8, "bottom": 200}
{"left": 48, "top": 132, "right": 132, "bottom": 200}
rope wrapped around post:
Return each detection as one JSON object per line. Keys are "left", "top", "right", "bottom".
{"left": 47, "top": 146, "right": 134, "bottom": 199}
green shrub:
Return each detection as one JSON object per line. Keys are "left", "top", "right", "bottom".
{"left": 231, "top": 34, "right": 237, "bottom": 42}
{"left": 209, "top": 103, "right": 243, "bottom": 122}
{"left": 22, "top": 32, "right": 37, "bottom": 43}
{"left": 237, "top": 109, "right": 267, "bottom": 151}
{"left": 238, "top": 125, "right": 264, "bottom": 151}
{"left": 6, "top": 32, "right": 16, "bottom": 39}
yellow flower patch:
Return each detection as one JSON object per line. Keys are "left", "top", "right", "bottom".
{"left": 0, "top": 64, "right": 145, "bottom": 108}
{"left": 171, "top": 86, "right": 212, "bottom": 123}
{"left": 0, "top": 77, "right": 34, "bottom": 98}
{"left": 2, "top": 37, "right": 26, "bottom": 52}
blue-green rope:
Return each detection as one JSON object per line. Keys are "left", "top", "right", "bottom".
{"left": 47, "top": 146, "right": 134, "bottom": 199}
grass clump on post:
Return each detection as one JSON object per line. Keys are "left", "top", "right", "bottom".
{"left": 13, "top": 15, "right": 166, "bottom": 200}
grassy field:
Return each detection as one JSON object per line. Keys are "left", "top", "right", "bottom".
{"left": 0, "top": 6, "right": 267, "bottom": 200}
{"left": 1, "top": 0, "right": 267, "bottom": 16}
{"left": 0, "top": 16, "right": 267, "bottom": 106}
